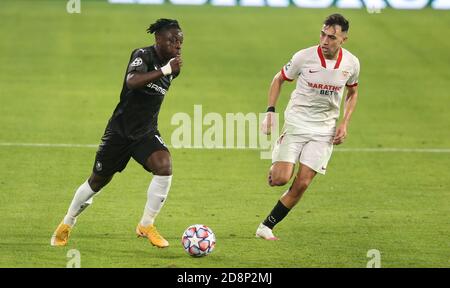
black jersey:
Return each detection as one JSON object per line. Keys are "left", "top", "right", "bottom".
{"left": 107, "top": 45, "right": 178, "bottom": 139}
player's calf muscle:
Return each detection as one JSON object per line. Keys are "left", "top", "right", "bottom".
{"left": 88, "top": 173, "right": 112, "bottom": 192}
{"left": 290, "top": 180, "right": 310, "bottom": 196}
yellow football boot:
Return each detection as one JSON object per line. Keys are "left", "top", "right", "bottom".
{"left": 50, "top": 222, "right": 72, "bottom": 246}
{"left": 136, "top": 224, "right": 169, "bottom": 248}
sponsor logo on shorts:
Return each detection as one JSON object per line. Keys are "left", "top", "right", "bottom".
{"left": 96, "top": 161, "right": 102, "bottom": 171}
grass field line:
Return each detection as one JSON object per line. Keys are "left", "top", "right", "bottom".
{"left": 1, "top": 142, "right": 450, "bottom": 153}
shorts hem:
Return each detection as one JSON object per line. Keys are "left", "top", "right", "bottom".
{"left": 271, "top": 159, "right": 296, "bottom": 165}
{"left": 299, "top": 160, "right": 327, "bottom": 175}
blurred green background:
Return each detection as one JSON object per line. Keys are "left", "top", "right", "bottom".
{"left": 0, "top": 0, "right": 448, "bottom": 267}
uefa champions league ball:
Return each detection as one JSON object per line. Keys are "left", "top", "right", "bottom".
{"left": 181, "top": 224, "right": 216, "bottom": 257}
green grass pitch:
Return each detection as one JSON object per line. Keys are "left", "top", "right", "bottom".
{"left": 0, "top": 0, "right": 449, "bottom": 267}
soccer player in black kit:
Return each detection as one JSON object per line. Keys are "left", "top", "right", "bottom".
{"left": 51, "top": 19, "right": 183, "bottom": 248}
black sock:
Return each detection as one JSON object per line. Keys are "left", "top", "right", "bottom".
{"left": 262, "top": 200, "right": 291, "bottom": 229}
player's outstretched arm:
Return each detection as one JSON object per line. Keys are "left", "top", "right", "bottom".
{"left": 261, "top": 72, "right": 285, "bottom": 135}
{"left": 126, "top": 56, "right": 182, "bottom": 90}
{"left": 126, "top": 70, "right": 164, "bottom": 89}
{"left": 333, "top": 85, "right": 358, "bottom": 145}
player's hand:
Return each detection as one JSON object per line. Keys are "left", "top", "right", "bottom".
{"left": 333, "top": 123, "right": 347, "bottom": 145}
{"left": 261, "top": 112, "right": 275, "bottom": 135}
{"left": 161, "top": 57, "right": 182, "bottom": 76}
{"left": 170, "top": 56, "right": 182, "bottom": 74}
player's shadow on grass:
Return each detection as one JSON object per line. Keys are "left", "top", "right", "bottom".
{"left": 221, "top": 234, "right": 259, "bottom": 240}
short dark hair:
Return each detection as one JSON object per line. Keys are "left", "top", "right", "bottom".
{"left": 147, "top": 18, "right": 180, "bottom": 35}
{"left": 324, "top": 14, "right": 349, "bottom": 32}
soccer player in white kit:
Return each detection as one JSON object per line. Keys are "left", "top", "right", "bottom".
{"left": 256, "top": 14, "right": 360, "bottom": 240}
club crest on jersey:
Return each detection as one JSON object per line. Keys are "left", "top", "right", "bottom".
{"left": 342, "top": 71, "right": 350, "bottom": 77}
{"left": 131, "top": 57, "right": 143, "bottom": 67}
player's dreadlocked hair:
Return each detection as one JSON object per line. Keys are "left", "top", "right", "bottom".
{"left": 324, "top": 14, "right": 349, "bottom": 32}
{"left": 147, "top": 18, "right": 180, "bottom": 35}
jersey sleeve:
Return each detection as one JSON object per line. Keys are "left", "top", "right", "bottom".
{"left": 127, "top": 49, "right": 150, "bottom": 74}
{"left": 280, "top": 50, "right": 305, "bottom": 82}
{"left": 346, "top": 57, "right": 360, "bottom": 87}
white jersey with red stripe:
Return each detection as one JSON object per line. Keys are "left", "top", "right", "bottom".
{"left": 280, "top": 45, "right": 360, "bottom": 136}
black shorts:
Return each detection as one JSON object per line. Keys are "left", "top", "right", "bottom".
{"left": 92, "top": 129, "right": 169, "bottom": 177}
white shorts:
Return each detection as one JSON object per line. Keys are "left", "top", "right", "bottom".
{"left": 272, "top": 133, "right": 334, "bottom": 175}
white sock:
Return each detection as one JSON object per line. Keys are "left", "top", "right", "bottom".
{"left": 140, "top": 175, "right": 172, "bottom": 226}
{"left": 63, "top": 180, "right": 97, "bottom": 226}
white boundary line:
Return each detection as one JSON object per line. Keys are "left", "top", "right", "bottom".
{"left": 334, "top": 148, "right": 450, "bottom": 153}
{"left": 1, "top": 142, "right": 450, "bottom": 153}
{"left": 0, "top": 142, "right": 98, "bottom": 148}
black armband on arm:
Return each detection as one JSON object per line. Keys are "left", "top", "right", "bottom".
{"left": 266, "top": 106, "right": 275, "bottom": 113}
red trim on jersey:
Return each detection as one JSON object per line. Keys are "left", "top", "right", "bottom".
{"left": 334, "top": 48, "right": 343, "bottom": 69}
{"left": 280, "top": 68, "right": 293, "bottom": 82}
{"left": 346, "top": 82, "right": 358, "bottom": 87}
{"left": 317, "top": 46, "right": 326, "bottom": 68}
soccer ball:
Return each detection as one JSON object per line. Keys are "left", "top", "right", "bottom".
{"left": 181, "top": 224, "right": 216, "bottom": 257}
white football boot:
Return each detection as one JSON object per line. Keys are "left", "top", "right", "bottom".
{"left": 255, "top": 223, "right": 279, "bottom": 241}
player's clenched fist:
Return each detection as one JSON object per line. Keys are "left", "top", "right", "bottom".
{"left": 161, "top": 56, "right": 182, "bottom": 76}
{"left": 170, "top": 56, "right": 182, "bottom": 74}
{"left": 261, "top": 112, "right": 275, "bottom": 135}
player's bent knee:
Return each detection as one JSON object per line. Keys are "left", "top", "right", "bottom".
{"left": 145, "top": 159, "right": 172, "bottom": 176}
{"left": 144, "top": 150, "right": 172, "bottom": 176}
{"left": 269, "top": 175, "right": 290, "bottom": 186}
{"left": 153, "top": 164, "right": 172, "bottom": 176}
{"left": 269, "top": 163, "right": 294, "bottom": 186}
